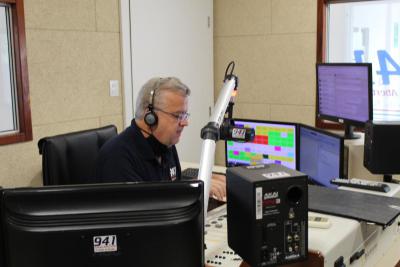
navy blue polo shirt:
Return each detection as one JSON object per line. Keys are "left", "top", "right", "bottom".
{"left": 95, "top": 120, "right": 181, "bottom": 182}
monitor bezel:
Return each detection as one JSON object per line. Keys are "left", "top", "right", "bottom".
{"left": 225, "top": 118, "right": 298, "bottom": 170}
{"left": 1, "top": 181, "right": 204, "bottom": 267}
{"left": 298, "top": 123, "right": 346, "bottom": 187}
{"left": 316, "top": 62, "right": 373, "bottom": 127}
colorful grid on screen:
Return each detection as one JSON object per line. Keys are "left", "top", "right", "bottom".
{"left": 226, "top": 120, "right": 296, "bottom": 170}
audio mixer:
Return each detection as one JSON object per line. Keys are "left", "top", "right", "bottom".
{"left": 205, "top": 204, "right": 242, "bottom": 267}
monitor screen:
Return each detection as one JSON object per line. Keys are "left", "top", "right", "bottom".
{"left": 316, "top": 63, "right": 373, "bottom": 138}
{"left": 225, "top": 119, "right": 297, "bottom": 170}
{"left": 299, "top": 124, "right": 344, "bottom": 188}
{"left": 1, "top": 181, "right": 204, "bottom": 267}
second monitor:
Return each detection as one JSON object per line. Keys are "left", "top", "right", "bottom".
{"left": 299, "top": 124, "right": 346, "bottom": 188}
{"left": 316, "top": 63, "right": 373, "bottom": 139}
{"left": 225, "top": 119, "right": 346, "bottom": 189}
{"left": 225, "top": 119, "right": 297, "bottom": 170}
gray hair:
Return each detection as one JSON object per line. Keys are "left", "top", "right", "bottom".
{"left": 135, "top": 77, "right": 191, "bottom": 119}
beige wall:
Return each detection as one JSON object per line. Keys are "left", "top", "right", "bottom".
{"left": 0, "top": 0, "right": 123, "bottom": 187}
{"left": 214, "top": 0, "right": 317, "bottom": 165}
{"left": 0, "top": 0, "right": 321, "bottom": 187}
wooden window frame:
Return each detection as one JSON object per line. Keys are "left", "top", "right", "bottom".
{"left": 0, "top": 0, "right": 32, "bottom": 145}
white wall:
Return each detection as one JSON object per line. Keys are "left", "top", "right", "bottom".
{"left": 121, "top": 0, "right": 214, "bottom": 163}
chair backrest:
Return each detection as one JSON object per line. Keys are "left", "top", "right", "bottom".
{"left": 38, "top": 125, "right": 117, "bottom": 185}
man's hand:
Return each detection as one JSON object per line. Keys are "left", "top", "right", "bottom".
{"left": 210, "top": 173, "right": 226, "bottom": 201}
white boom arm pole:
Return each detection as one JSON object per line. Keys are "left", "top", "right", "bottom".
{"left": 198, "top": 77, "right": 236, "bottom": 215}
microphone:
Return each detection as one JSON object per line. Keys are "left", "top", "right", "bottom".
{"left": 220, "top": 120, "right": 255, "bottom": 142}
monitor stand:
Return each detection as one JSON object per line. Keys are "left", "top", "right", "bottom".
{"left": 383, "top": 174, "right": 399, "bottom": 184}
{"left": 343, "top": 124, "right": 361, "bottom": 140}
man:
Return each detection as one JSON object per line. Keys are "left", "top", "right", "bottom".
{"left": 96, "top": 77, "right": 226, "bottom": 200}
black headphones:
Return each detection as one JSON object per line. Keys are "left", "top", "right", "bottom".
{"left": 144, "top": 87, "right": 158, "bottom": 127}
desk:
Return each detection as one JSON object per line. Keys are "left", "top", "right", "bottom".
{"left": 181, "top": 162, "right": 400, "bottom": 266}
{"left": 205, "top": 204, "right": 400, "bottom": 267}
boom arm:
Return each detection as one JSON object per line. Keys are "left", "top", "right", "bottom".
{"left": 198, "top": 63, "right": 238, "bottom": 215}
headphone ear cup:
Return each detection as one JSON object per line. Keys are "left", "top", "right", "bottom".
{"left": 144, "top": 111, "right": 158, "bottom": 126}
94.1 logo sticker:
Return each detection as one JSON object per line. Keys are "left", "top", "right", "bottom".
{"left": 93, "top": 235, "right": 117, "bottom": 253}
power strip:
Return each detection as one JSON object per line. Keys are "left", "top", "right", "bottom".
{"left": 205, "top": 204, "right": 242, "bottom": 267}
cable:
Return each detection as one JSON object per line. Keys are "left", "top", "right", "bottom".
{"left": 224, "top": 61, "right": 235, "bottom": 81}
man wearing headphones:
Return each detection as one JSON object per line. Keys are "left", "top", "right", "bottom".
{"left": 96, "top": 77, "right": 226, "bottom": 200}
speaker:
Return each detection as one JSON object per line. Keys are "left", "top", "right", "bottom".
{"left": 227, "top": 164, "right": 308, "bottom": 266}
{"left": 364, "top": 120, "right": 400, "bottom": 174}
{"left": 144, "top": 88, "right": 158, "bottom": 127}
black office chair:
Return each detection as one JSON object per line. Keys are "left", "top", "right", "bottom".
{"left": 38, "top": 125, "right": 117, "bottom": 185}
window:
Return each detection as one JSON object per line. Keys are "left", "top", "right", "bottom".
{"left": 1, "top": 5, "right": 17, "bottom": 134}
{"left": 0, "top": 0, "right": 31, "bottom": 145}
{"left": 317, "top": 0, "right": 400, "bottom": 128}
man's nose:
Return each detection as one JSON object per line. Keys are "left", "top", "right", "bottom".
{"left": 179, "top": 119, "right": 189, "bottom": 127}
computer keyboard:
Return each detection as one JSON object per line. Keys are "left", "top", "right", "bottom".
{"left": 181, "top": 167, "right": 199, "bottom": 180}
{"left": 181, "top": 167, "right": 226, "bottom": 180}
{"left": 331, "top": 178, "right": 391, "bottom": 193}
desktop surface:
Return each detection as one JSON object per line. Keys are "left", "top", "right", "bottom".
{"left": 180, "top": 162, "right": 400, "bottom": 266}
{"left": 205, "top": 202, "right": 400, "bottom": 267}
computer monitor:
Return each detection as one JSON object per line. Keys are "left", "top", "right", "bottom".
{"left": 364, "top": 120, "right": 400, "bottom": 183}
{"left": 299, "top": 124, "right": 345, "bottom": 188}
{"left": 225, "top": 119, "right": 297, "bottom": 170}
{"left": 316, "top": 63, "right": 373, "bottom": 139}
{"left": 0, "top": 181, "right": 204, "bottom": 267}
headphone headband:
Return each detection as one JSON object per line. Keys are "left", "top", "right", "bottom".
{"left": 148, "top": 88, "right": 156, "bottom": 109}
{"left": 144, "top": 80, "right": 160, "bottom": 127}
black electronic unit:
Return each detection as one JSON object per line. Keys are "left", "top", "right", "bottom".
{"left": 227, "top": 164, "right": 308, "bottom": 267}
{"left": 364, "top": 120, "right": 400, "bottom": 174}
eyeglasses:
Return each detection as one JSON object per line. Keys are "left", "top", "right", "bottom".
{"left": 155, "top": 108, "right": 190, "bottom": 122}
